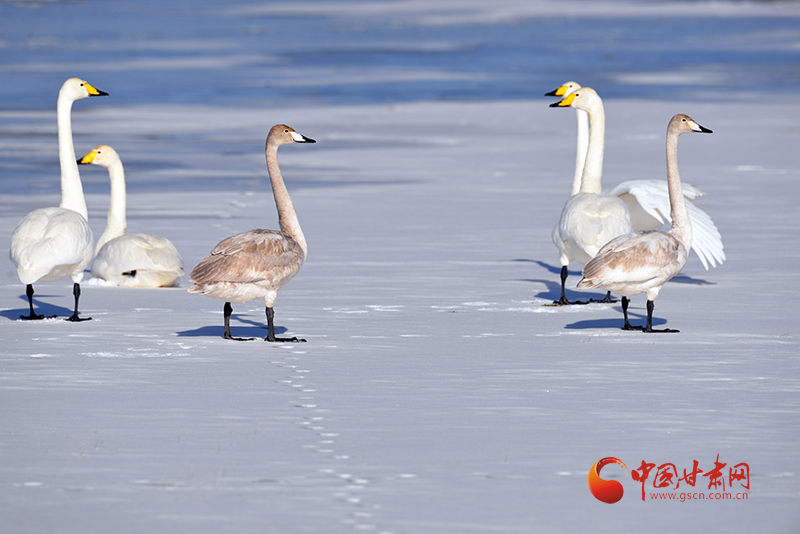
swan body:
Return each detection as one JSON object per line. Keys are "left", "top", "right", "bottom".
{"left": 577, "top": 114, "right": 712, "bottom": 332}
{"left": 547, "top": 81, "right": 725, "bottom": 270}
{"left": 9, "top": 78, "right": 107, "bottom": 321}
{"left": 550, "top": 87, "right": 632, "bottom": 305}
{"left": 78, "top": 145, "right": 185, "bottom": 288}
{"left": 189, "top": 124, "right": 315, "bottom": 342}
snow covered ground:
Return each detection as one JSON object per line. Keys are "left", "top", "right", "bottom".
{"left": 1, "top": 1, "right": 799, "bottom": 532}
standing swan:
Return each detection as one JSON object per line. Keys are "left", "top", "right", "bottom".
{"left": 9, "top": 77, "right": 107, "bottom": 321}
{"left": 576, "top": 114, "right": 712, "bottom": 332}
{"left": 550, "top": 87, "right": 632, "bottom": 305}
{"left": 546, "top": 81, "right": 725, "bottom": 270}
{"left": 545, "top": 81, "right": 587, "bottom": 196}
{"left": 189, "top": 125, "right": 315, "bottom": 342}
{"left": 78, "top": 145, "right": 185, "bottom": 287}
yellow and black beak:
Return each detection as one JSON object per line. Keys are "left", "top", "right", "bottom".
{"left": 83, "top": 82, "right": 109, "bottom": 97}
{"left": 545, "top": 85, "right": 569, "bottom": 97}
{"left": 78, "top": 150, "right": 98, "bottom": 165}
{"left": 550, "top": 93, "right": 576, "bottom": 108}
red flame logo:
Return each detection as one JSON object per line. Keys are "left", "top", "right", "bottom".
{"left": 588, "top": 457, "right": 628, "bottom": 503}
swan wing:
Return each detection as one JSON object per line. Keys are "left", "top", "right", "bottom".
{"left": 10, "top": 207, "right": 94, "bottom": 284}
{"left": 554, "top": 192, "right": 633, "bottom": 264}
{"left": 93, "top": 234, "right": 184, "bottom": 275}
{"left": 189, "top": 229, "right": 304, "bottom": 286}
{"left": 605, "top": 180, "right": 723, "bottom": 270}
{"left": 581, "top": 231, "right": 685, "bottom": 288}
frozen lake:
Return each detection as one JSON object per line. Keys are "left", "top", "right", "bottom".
{"left": 1, "top": 1, "right": 799, "bottom": 532}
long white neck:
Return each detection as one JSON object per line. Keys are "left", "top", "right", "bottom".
{"left": 578, "top": 101, "right": 604, "bottom": 194}
{"left": 572, "top": 109, "right": 589, "bottom": 195}
{"left": 266, "top": 143, "right": 307, "bottom": 256}
{"left": 665, "top": 128, "right": 692, "bottom": 248}
{"left": 57, "top": 91, "right": 88, "bottom": 219}
{"left": 95, "top": 158, "right": 127, "bottom": 255}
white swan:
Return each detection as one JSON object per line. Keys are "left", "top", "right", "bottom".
{"left": 545, "top": 81, "right": 587, "bottom": 196}
{"left": 188, "top": 124, "right": 314, "bottom": 342}
{"left": 550, "top": 87, "right": 633, "bottom": 305}
{"left": 9, "top": 77, "right": 107, "bottom": 321}
{"left": 547, "top": 81, "right": 725, "bottom": 270}
{"left": 78, "top": 145, "right": 185, "bottom": 288}
{"left": 576, "top": 114, "right": 712, "bottom": 332}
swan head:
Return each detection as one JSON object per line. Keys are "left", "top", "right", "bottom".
{"left": 671, "top": 114, "right": 712, "bottom": 135}
{"left": 267, "top": 124, "right": 316, "bottom": 148}
{"left": 549, "top": 86, "right": 600, "bottom": 112}
{"left": 60, "top": 78, "right": 109, "bottom": 102}
{"left": 545, "top": 81, "right": 582, "bottom": 98}
{"left": 78, "top": 145, "right": 119, "bottom": 168}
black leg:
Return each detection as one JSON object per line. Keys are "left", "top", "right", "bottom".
{"left": 643, "top": 300, "right": 679, "bottom": 333}
{"left": 621, "top": 296, "right": 643, "bottom": 331}
{"left": 265, "top": 306, "right": 305, "bottom": 343}
{"left": 20, "top": 284, "right": 46, "bottom": 320}
{"left": 593, "top": 291, "right": 618, "bottom": 304}
{"left": 551, "top": 266, "right": 589, "bottom": 306}
{"left": 223, "top": 302, "right": 254, "bottom": 341}
{"left": 65, "top": 283, "right": 91, "bottom": 322}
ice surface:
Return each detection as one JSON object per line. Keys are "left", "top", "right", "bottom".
{"left": 1, "top": 1, "right": 799, "bottom": 533}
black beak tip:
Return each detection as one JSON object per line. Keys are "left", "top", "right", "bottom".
{"left": 549, "top": 102, "right": 562, "bottom": 108}
{"left": 95, "top": 90, "right": 109, "bottom": 97}
{"left": 701, "top": 126, "right": 713, "bottom": 134}
{"left": 304, "top": 137, "right": 316, "bottom": 144}
{"left": 545, "top": 90, "right": 558, "bottom": 97}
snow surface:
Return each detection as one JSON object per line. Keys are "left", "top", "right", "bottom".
{"left": 1, "top": 1, "right": 799, "bottom": 533}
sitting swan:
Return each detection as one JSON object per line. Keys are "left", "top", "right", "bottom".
{"left": 550, "top": 87, "right": 633, "bottom": 305}
{"left": 9, "top": 78, "right": 107, "bottom": 321}
{"left": 546, "top": 81, "right": 725, "bottom": 270}
{"left": 78, "top": 145, "right": 185, "bottom": 287}
{"left": 576, "top": 114, "right": 712, "bottom": 332}
{"left": 189, "top": 125, "right": 315, "bottom": 342}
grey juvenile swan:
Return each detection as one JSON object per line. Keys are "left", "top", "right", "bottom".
{"left": 189, "top": 124, "right": 315, "bottom": 342}
{"left": 576, "top": 114, "right": 712, "bottom": 332}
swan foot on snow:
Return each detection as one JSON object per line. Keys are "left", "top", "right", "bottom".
{"left": 641, "top": 300, "right": 679, "bottom": 333}
{"left": 620, "top": 297, "right": 679, "bottom": 333}
{"left": 548, "top": 266, "right": 594, "bottom": 306}
{"left": 223, "top": 302, "right": 255, "bottom": 341}
{"left": 590, "top": 291, "right": 618, "bottom": 304}
{"left": 19, "top": 284, "right": 56, "bottom": 320}
{"left": 265, "top": 307, "right": 306, "bottom": 343}
{"left": 65, "top": 283, "right": 91, "bottom": 322}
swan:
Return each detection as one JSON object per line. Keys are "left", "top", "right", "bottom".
{"left": 576, "top": 114, "right": 712, "bottom": 332}
{"left": 547, "top": 81, "right": 725, "bottom": 270}
{"left": 9, "top": 77, "right": 107, "bottom": 321}
{"left": 545, "top": 81, "right": 587, "bottom": 196}
{"left": 78, "top": 145, "right": 185, "bottom": 288}
{"left": 188, "top": 124, "right": 314, "bottom": 342}
{"left": 549, "top": 87, "right": 632, "bottom": 305}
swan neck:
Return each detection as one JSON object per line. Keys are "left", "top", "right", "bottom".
{"left": 666, "top": 130, "right": 692, "bottom": 246}
{"left": 266, "top": 143, "right": 306, "bottom": 255}
{"left": 57, "top": 92, "right": 88, "bottom": 219}
{"left": 572, "top": 109, "right": 589, "bottom": 195}
{"left": 578, "top": 103, "right": 604, "bottom": 194}
{"left": 96, "top": 159, "right": 127, "bottom": 254}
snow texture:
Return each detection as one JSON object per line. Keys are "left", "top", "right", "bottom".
{"left": 1, "top": 1, "right": 799, "bottom": 532}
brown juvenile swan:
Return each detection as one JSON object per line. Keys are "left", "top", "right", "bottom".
{"left": 576, "top": 114, "right": 712, "bottom": 332}
{"left": 189, "top": 124, "right": 315, "bottom": 342}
